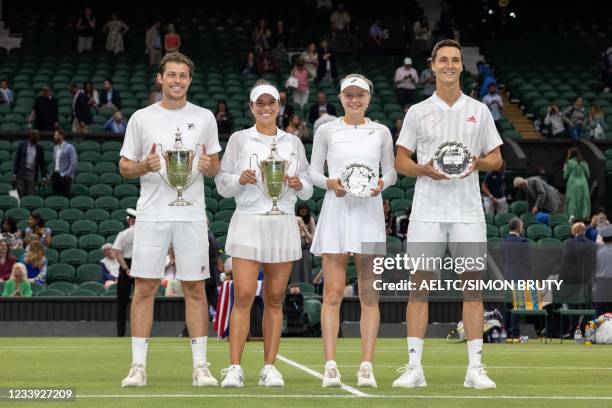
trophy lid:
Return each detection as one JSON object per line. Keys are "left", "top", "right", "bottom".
{"left": 264, "top": 139, "right": 285, "bottom": 162}
{"left": 172, "top": 127, "right": 188, "bottom": 151}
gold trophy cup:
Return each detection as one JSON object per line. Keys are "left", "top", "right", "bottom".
{"left": 157, "top": 128, "right": 200, "bottom": 206}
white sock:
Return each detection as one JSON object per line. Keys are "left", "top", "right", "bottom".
{"left": 132, "top": 337, "right": 149, "bottom": 367}
{"left": 407, "top": 337, "right": 424, "bottom": 367}
{"left": 467, "top": 339, "right": 483, "bottom": 367}
{"left": 191, "top": 336, "right": 208, "bottom": 367}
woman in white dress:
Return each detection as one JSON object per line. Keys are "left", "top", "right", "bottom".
{"left": 309, "top": 74, "right": 397, "bottom": 388}
{"left": 215, "top": 81, "right": 313, "bottom": 388}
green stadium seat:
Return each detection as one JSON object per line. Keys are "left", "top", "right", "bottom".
{"left": 36, "top": 288, "right": 65, "bottom": 297}
{"left": 520, "top": 213, "right": 538, "bottom": 227}
{"left": 526, "top": 224, "right": 552, "bottom": 240}
{"left": 205, "top": 198, "right": 219, "bottom": 212}
{"left": 46, "top": 220, "right": 70, "bottom": 235}
{"left": 0, "top": 183, "right": 12, "bottom": 194}
{"left": 88, "top": 249, "right": 104, "bottom": 263}
{"left": 4, "top": 207, "right": 30, "bottom": 222}
{"left": 381, "top": 186, "right": 405, "bottom": 200}
{"left": 101, "top": 141, "right": 123, "bottom": 152}
{"left": 98, "top": 173, "right": 122, "bottom": 186}
{"left": 119, "top": 197, "right": 138, "bottom": 209}
{"left": 111, "top": 209, "right": 128, "bottom": 221}
{"left": 44, "top": 248, "right": 59, "bottom": 265}
{"left": 553, "top": 224, "right": 571, "bottom": 241}
{"left": 93, "top": 162, "right": 117, "bottom": 175}
{"left": 33, "top": 208, "right": 58, "bottom": 221}
{"left": 68, "top": 288, "right": 97, "bottom": 296}
{"left": 98, "top": 220, "right": 124, "bottom": 236}
{"left": 510, "top": 200, "right": 528, "bottom": 216}
{"left": 218, "top": 198, "right": 236, "bottom": 211}
{"left": 213, "top": 210, "right": 234, "bottom": 222}
{"left": 0, "top": 195, "right": 18, "bottom": 210}
{"left": 59, "top": 208, "right": 84, "bottom": 223}
{"left": 96, "top": 197, "right": 119, "bottom": 211}
{"left": 486, "top": 224, "right": 500, "bottom": 238}
{"left": 30, "top": 282, "right": 44, "bottom": 295}
{"left": 549, "top": 213, "right": 569, "bottom": 228}
{"left": 75, "top": 173, "right": 98, "bottom": 186}
{"left": 19, "top": 195, "right": 44, "bottom": 210}
{"left": 70, "top": 196, "right": 95, "bottom": 211}
{"left": 52, "top": 234, "right": 78, "bottom": 250}
{"left": 71, "top": 220, "right": 98, "bottom": 236}
{"left": 71, "top": 184, "right": 90, "bottom": 197}
{"left": 89, "top": 184, "right": 114, "bottom": 198}
{"left": 78, "top": 281, "right": 105, "bottom": 295}
{"left": 60, "top": 248, "right": 88, "bottom": 268}
{"left": 494, "top": 212, "right": 515, "bottom": 227}
{"left": 499, "top": 224, "right": 511, "bottom": 238}
{"left": 84, "top": 209, "right": 110, "bottom": 223}
{"left": 46, "top": 263, "right": 76, "bottom": 284}
{"left": 101, "top": 151, "right": 120, "bottom": 162}
{"left": 114, "top": 184, "right": 138, "bottom": 198}
{"left": 78, "top": 234, "right": 106, "bottom": 250}
{"left": 80, "top": 151, "right": 102, "bottom": 163}
{"left": 76, "top": 264, "right": 104, "bottom": 284}
{"left": 391, "top": 199, "right": 412, "bottom": 214}
{"left": 77, "top": 141, "right": 101, "bottom": 153}
{"left": 484, "top": 213, "right": 494, "bottom": 225}
{"left": 210, "top": 221, "right": 230, "bottom": 236}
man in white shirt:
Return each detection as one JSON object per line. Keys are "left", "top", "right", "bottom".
{"left": 118, "top": 52, "right": 222, "bottom": 388}
{"left": 113, "top": 208, "right": 136, "bottom": 337}
{"left": 394, "top": 57, "right": 419, "bottom": 108}
{"left": 394, "top": 40, "right": 502, "bottom": 390}
{"left": 481, "top": 83, "right": 504, "bottom": 131}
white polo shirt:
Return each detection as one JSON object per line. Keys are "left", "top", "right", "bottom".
{"left": 120, "top": 102, "right": 222, "bottom": 222}
{"left": 397, "top": 92, "right": 503, "bottom": 223}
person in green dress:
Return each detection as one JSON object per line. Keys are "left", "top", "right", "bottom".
{"left": 1, "top": 262, "right": 32, "bottom": 297}
{"left": 563, "top": 147, "right": 591, "bottom": 221}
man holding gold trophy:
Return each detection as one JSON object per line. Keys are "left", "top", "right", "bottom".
{"left": 394, "top": 39, "right": 503, "bottom": 389}
{"left": 215, "top": 81, "right": 312, "bottom": 388}
{"left": 118, "top": 52, "right": 222, "bottom": 387}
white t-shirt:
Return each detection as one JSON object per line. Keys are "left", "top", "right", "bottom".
{"left": 112, "top": 225, "right": 135, "bottom": 258}
{"left": 120, "top": 102, "right": 222, "bottom": 222}
{"left": 397, "top": 92, "right": 503, "bottom": 223}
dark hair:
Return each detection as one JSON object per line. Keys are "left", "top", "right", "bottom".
{"left": 431, "top": 39, "right": 463, "bottom": 63}
{"left": 567, "top": 147, "right": 583, "bottom": 162}
{"left": 296, "top": 203, "right": 311, "bottom": 224}
{"left": 55, "top": 128, "right": 66, "bottom": 139}
{"left": 68, "top": 82, "right": 78, "bottom": 88}
{"left": 159, "top": 52, "right": 195, "bottom": 77}
{"left": 508, "top": 217, "right": 522, "bottom": 233}
{"left": 2, "top": 217, "right": 18, "bottom": 233}
{"left": 30, "top": 213, "right": 45, "bottom": 228}
{"left": 104, "top": 78, "right": 113, "bottom": 85}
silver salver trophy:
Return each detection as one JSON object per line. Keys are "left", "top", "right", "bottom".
{"left": 157, "top": 128, "right": 200, "bottom": 206}
{"left": 432, "top": 141, "right": 473, "bottom": 178}
{"left": 341, "top": 163, "right": 379, "bottom": 197}
{"left": 250, "top": 140, "right": 298, "bottom": 215}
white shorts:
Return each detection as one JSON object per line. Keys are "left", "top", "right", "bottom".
{"left": 131, "top": 221, "right": 210, "bottom": 281}
{"left": 405, "top": 221, "right": 487, "bottom": 273}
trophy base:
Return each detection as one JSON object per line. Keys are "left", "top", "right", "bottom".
{"left": 264, "top": 209, "right": 286, "bottom": 215}
{"left": 168, "top": 198, "right": 193, "bottom": 206}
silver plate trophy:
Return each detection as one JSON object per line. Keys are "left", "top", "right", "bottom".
{"left": 340, "top": 163, "right": 378, "bottom": 197}
{"left": 250, "top": 139, "right": 298, "bottom": 215}
{"left": 157, "top": 128, "right": 200, "bottom": 206}
{"left": 432, "top": 141, "right": 473, "bottom": 178}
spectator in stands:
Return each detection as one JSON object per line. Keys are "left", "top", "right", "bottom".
{"left": 68, "top": 82, "right": 93, "bottom": 132}
{"left": 293, "top": 203, "right": 315, "bottom": 285}
{"left": 317, "top": 40, "right": 337, "bottom": 83}
{"left": 313, "top": 112, "right": 337, "bottom": 134}
{"left": 290, "top": 60, "right": 310, "bottom": 109}
{"left": 277, "top": 91, "right": 294, "bottom": 130}
{"left": 24, "top": 214, "right": 52, "bottom": 249}
{"left": 252, "top": 19, "right": 271, "bottom": 53}
{"left": 368, "top": 18, "right": 383, "bottom": 55}
{"left": 482, "top": 160, "right": 508, "bottom": 216}
{"left": 308, "top": 92, "right": 336, "bottom": 125}
{"left": 1, "top": 217, "right": 23, "bottom": 250}
{"left": 205, "top": 230, "right": 221, "bottom": 318}
{"left": 601, "top": 45, "right": 612, "bottom": 92}
{"left": 242, "top": 51, "right": 258, "bottom": 76}
{"left": 145, "top": 20, "right": 162, "bottom": 66}
{"left": 285, "top": 113, "right": 311, "bottom": 142}
{"left": 29, "top": 86, "right": 58, "bottom": 131}
{"left": 330, "top": 3, "right": 351, "bottom": 49}
{"left": 83, "top": 81, "right": 99, "bottom": 111}
{"left": 104, "top": 111, "right": 127, "bottom": 133}
{"left": 256, "top": 49, "right": 278, "bottom": 74}
{"left": 100, "top": 243, "right": 119, "bottom": 288}
{"left": 300, "top": 43, "right": 319, "bottom": 80}
{"left": 215, "top": 101, "right": 233, "bottom": 137}
{"left": 587, "top": 104, "right": 606, "bottom": 140}
{"left": 413, "top": 15, "right": 433, "bottom": 52}
{"left": 13, "top": 129, "right": 45, "bottom": 198}
{"left": 562, "top": 96, "right": 586, "bottom": 140}
{"left": 20, "top": 240, "right": 47, "bottom": 285}
{"left": 0, "top": 80, "right": 14, "bottom": 105}
{"left": 75, "top": 7, "right": 96, "bottom": 53}
{"left": 419, "top": 58, "right": 435, "bottom": 98}
{"left": 148, "top": 81, "right": 162, "bottom": 105}
{"left": 113, "top": 208, "right": 136, "bottom": 337}
{"left": 586, "top": 212, "right": 609, "bottom": 242}
{"left": 394, "top": 57, "right": 419, "bottom": 106}
{"left": 436, "top": 1, "right": 455, "bottom": 41}
{"left": 48, "top": 129, "right": 77, "bottom": 197}
{"left": 164, "top": 24, "right": 181, "bottom": 54}
{"left": 477, "top": 62, "right": 497, "bottom": 99}
{"left": 164, "top": 246, "right": 183, "bottom": 297}
{"left": 0, "top": 238, "right": 16, "bottom": 282}
{"left": 544, "top": 102, "right": 568, "bottom": 138}
{"left": 482, "top": 82, "right": 504, "bottom": 131}
{"left": 594, "top": 226, "right": 612, "bottom": 316}
{"left": 99, "top": 79, "right": 122, "bottom": 110}
{"left": 1, "top": 262, "right": 32, "bottom": 297}
{"left": 383, "top": 199, "right": 397, "bottom": 237}
{"left": 392, "top": 118, "right": 403, "bottom": 140}
{"left": 513, "top": 176, "right": 561, "bottom": 214}
{"left": 103, "top": 13, "right": 129, "bottom": 55}
{"left": 502, "top": 217, "right": 530, "bottom": 338}
{"left": 271, "top": 20, "right": 288, "bottom": 62}
{"left": 563, "top": 148, "right": 591, "bottom": 222}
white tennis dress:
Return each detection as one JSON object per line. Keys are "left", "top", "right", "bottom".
{"left": 309, "top": 118, "right": 397, "bottom": 255}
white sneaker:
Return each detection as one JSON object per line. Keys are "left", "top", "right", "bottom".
{"left": 356, "top": 362, "right": 377, "bottom": 388}
{"left": 392, "top": 365, "right": 427, "bottom": 388}
{"left": 464, "top": 364, "right": 496, "bottom": 389}
{"left": 321, "top": 361, "right": 342, "bottom": 388}
{"left": 192, "top": 362, "right": 219, "bottom": 387}
{"left": 258, "top": 365, "right": 284, "bottom": 387}
{"left": 121, "top": 364, "right": 147, "bottom": 387}
{"left": 220, "top": 365, "right": 245, "bottom": 388}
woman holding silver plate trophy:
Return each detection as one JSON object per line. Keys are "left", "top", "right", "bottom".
{"left": 309, "top": 74, "right": 397, "bottom": 388}
{"left": 214, "top": 81, "right": 313, "bottom": 388}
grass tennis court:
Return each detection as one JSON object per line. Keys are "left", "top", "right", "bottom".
{"left": 1, "top": 337, "right": 610, "bottom": 408}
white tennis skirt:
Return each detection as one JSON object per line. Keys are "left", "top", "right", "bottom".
{"left": 225, "top": 212, "right": 302, "bottom": 263}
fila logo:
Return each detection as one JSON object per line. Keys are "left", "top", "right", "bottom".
{"left": 476, "top": 350, "right": 482, "bottom": 354}
{"left": 408, "top": 348, "right": 416, "bottom": 353}
{"left": 467, "top": 116, "right": 477, "bottom": 123}
{"left": 187, "top": 123, "right": 195, "bottom": 130}
{"left": 201, "top": 265, "right": 207, "bottom": 274}
{"left": 191, "top": 339, "right": 197, "bottom": 344}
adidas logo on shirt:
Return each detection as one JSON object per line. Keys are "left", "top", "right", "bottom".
{"left": 467, "top": 115, "right": 477, "bottom": 123}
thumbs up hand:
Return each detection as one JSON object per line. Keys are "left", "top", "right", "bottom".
{"left": 143, "top": 144, "right": 161, "bottom": 174}
{"left": 197, "top": 145, "right": 212, "bottom": 174}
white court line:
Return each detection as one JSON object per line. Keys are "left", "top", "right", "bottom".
{"left": 337, "top": 365, "right": 612, "bottom": 370}
{"left": 75, "top": 394, "right": 612, "bottom": 400}
{"left": 276, "top": 354, "right": 371, "bottom": 398}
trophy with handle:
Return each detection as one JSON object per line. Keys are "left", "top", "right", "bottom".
{"left": 341, "top": 163, "right": 378, "bottom": 197}
{"left": 432, "top": 141, "right": 473, "bottom": 178}
{"left": 250, "top": 140, "right": 298, "bottom": 215}
{"left": 157, "top": 127, "right": 200, "bottom": 206}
